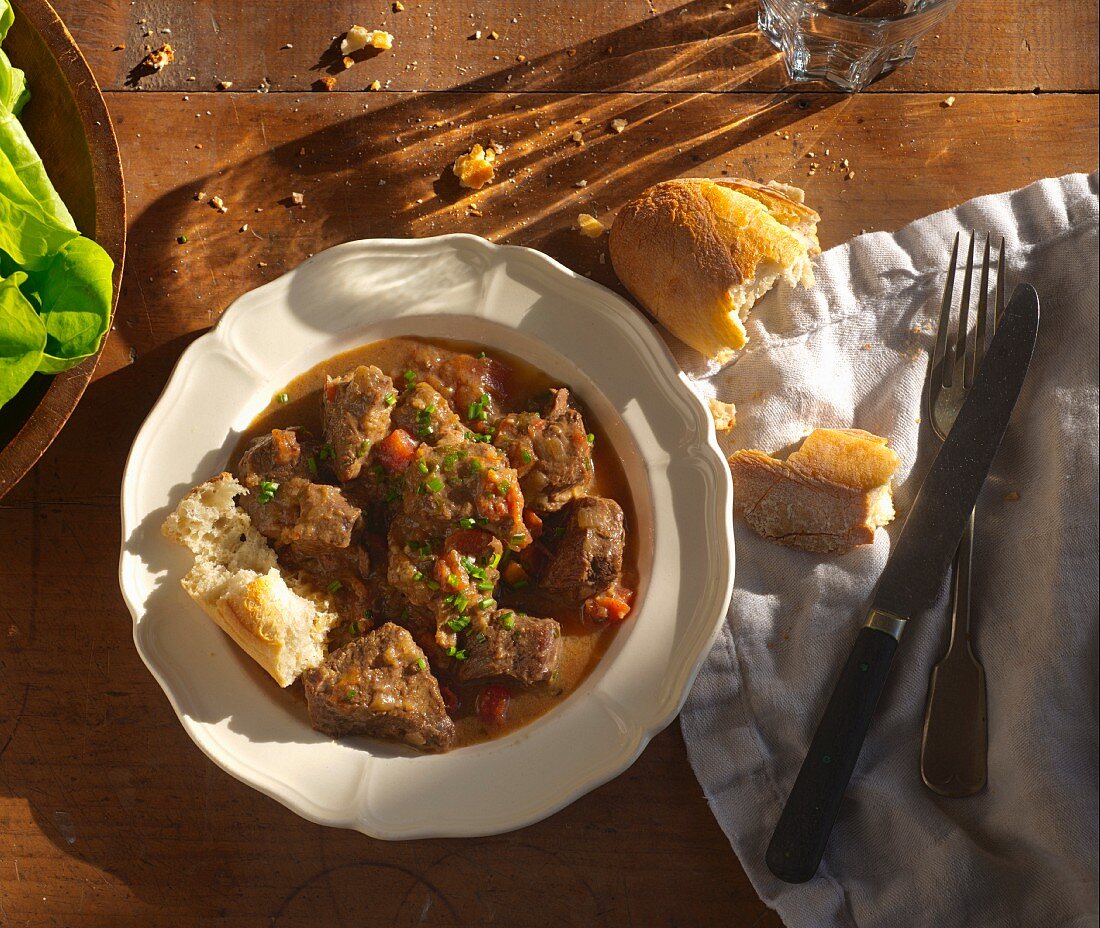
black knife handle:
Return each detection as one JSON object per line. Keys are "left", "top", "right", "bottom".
{"left": 765, "top": 616, "right": 904, "bottom": 884}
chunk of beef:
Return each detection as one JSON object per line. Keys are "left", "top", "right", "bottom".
{"left": 457, "top": 612, "right": 562, "bottom": 686}
{"left": 387, "top": 525, "right": 503, "bottom": 649}
{"left": 303, "top": 623, "right": 455, "bottom": 751}
{"left": 425, "top": 353, "right": 512, "bottom": 426}
{"left": 390, "top": 382, "right": 464, "bottom": 445}
{"left": 242, "top": 477, "right": 361, "bottom": 555}
{"left": 280, "top": 542, "right": 372, "bottom": 625}
{"left": 397, "top": 439, "right": 530, "bottom": 550}
{"left": 237, "top": 427, "right": 319, "bottom": 485}
{"left": 322, "top": 365, "right": 395, "bottom": 481}
{"left": 494, "top": 388, "right": 593, "bottom": 512}
{"left": 540, "top": 496, "right": 624, "bottom": 601}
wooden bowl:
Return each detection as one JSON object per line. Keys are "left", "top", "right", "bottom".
{"left": 0, "top": 0, "right": 125, "bottom": 498}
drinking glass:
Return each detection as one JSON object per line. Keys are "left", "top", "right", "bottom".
{"left": 758, "top": 0, "right": 960, "bottom": 92}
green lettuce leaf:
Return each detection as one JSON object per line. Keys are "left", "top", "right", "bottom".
{"left": 30, "top": 236, "right": 113, "bottom": 372}
{"left": 0, "top": 0, "right": 114, "bottom": 410}
{"left": 0, "top": 270, "right": 46, "bottom": 406}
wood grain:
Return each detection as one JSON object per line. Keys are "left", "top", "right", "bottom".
{"left": 1, "top": 0, "right": 1097, "bottom": 925}
{"left": 47, "top": 0, "right": 1100, "bottom": 95}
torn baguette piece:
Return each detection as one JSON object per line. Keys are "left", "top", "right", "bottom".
{"left": 609, "top": 178, "right": 820, "bottom": 364}
{"left": 162, "top": 473, "right": 339, "bottom": 687}
{"left": 729, "top": 428, "right": 900, "bottom": 554}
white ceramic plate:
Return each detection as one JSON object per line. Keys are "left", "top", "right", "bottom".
{"left": 120, "top": 235, "right": 734, "bottom": 839}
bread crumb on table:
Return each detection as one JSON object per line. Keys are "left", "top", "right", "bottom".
{"left": 610, "top": 118, "right": 628, "bottom": 133}
{"left": 576, "top": 213, "right": 605, "bottom": 237}
{"left": 453, "top": 145, "right": 497, "bottom": 189}
{"left": 141, "top": 44, "right": 174, "bottom": 70}
{"left": 341, "top": 26, "right": 394, "bottom": 55}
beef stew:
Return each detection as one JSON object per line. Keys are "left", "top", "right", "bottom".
{"left": 233, "top": 337, "right": 639, "bottom": 751}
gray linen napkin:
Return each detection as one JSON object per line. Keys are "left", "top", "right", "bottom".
{"left": 678, "top": 173, "right": 1099, "bottom": 928}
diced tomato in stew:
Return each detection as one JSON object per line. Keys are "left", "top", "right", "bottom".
{"left": 584, "top": 584, "right": 635, "bottom": 624}
{"left": 375, "top": 429, "right": 419, "bottom": 472}
{"left": 522, "top": 508, "right": 543, "bottom": 539}
{"left": 271, "top": 428, "right": 300, "bottom": 466}
{"left": 476, "top": 684, "right": 510, "bottom": 728}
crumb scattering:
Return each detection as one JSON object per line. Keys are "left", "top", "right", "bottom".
{"left": 290, "top": 191, "right": 305, "bottom": 206}
{"left": 209, "top": 195, "right": 228, "bottom": 213}
{"left": 942, "top": 95, "right": 956, "bottom": 107}
{"left": 610, "top": 118, "right": 628, "bottom": 133}
{"left": 216, "top": 79, "right": 233, "bottom": 90}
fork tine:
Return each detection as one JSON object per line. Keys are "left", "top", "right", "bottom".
{"left": 967, "top": 234, "right": 993, "bottom": 387}
{"left": 932, "top": 232, "right": 960, "bottom": 390}
{"left": 994, "top": 237, "right": 1006, "bottom": 332}
{"left": 953, "top": 232, "right": 976, "bottom": 381}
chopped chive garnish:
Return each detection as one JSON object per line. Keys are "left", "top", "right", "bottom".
{"left": 358, "top": 440, "right": 371, "bottom": 456}
{"left": 425, "top": 476, "right": 444, "bottom": 493}
{"left": 446, "top": 646, "right": 467, "bottom": 661}
{"left": 453, "top": 594, "right": 469, "bottom": 614}
{"left": 412, "top": 570, "right": 424, "bottom": 582}
{"left": 510, "top": 532, "right": 526, "bottom": 544}
{"left": 326, "top": 579, "right": 343, "bottom": 593}
{"left": 520, "top": 449, "right": 533, "bottom": 464}
{"left": 477, "top": 351, "right": 487, "bottom": 359}
{"left": 586, "top": 433, "right": 595, "bottom": 444}
{"left": 349, "top": 620, "right": 360, "bottom": 636}
{"left": 257, "top": 480, "right": 279, "bottom": 504}
{"left": 512, "top": 578, "right": 529, "bottom": 589}
{"left": 500, "top": 612, "right": 515, "bottom": 630}
{"left": 417, "top": 460, "right": 429, "bottom": 474}
{"left": 478, "top": 598, "right": 495, "bottom": 611}
{"left": 488, "top": 551, "right": 502, "bottom": 568}
{"left": 415, "top": 657, "right": 426, "bottom": 670}
{"left": 477, "top": 580, "right": 494, "bottom": 592}
{"left": 384, "top": 392, "right": 397, "bottom": 406}
{"left": 446, "top": 615, "right": 471, "bottom": 632}
{"left": 404, "top": 370, "right": 416, "bottom": 385}
{"left": 426, "top": 579, "right": 440, "bottom": 591}
{"left": 344, "top": 687, "right": 358, "bottom": 701}
{"left": 458, "top": 517, "right": 476, "bottom": 529}
{"left": 307, "top": 456, "right": 318, "bottom": 475}
{"left": 275, "top": 392, "right": 289, "bottom": 404}
{"left": 447, "top": 574, "right": 461, "bottom": 589}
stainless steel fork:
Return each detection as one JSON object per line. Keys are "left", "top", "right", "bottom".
{"left": 920, "top": 231, "right": 1005, "bottom": 797}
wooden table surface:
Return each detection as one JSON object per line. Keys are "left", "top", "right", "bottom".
{"left": 1, "top": 1, "right": 1096, "bottom": 925}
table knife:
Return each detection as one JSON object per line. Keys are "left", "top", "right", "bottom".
{"left": 765, "top": 284, "right": 1040, "bottom": 885}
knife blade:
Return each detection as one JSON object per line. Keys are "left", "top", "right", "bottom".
{"left": 765, "top": 284, "right": 1040, "bottom": 885}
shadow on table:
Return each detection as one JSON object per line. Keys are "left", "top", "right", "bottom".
{"left": 1, "top": 1, "right": 822, "bottom": 923}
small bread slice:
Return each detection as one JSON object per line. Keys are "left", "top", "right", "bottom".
{"left": 729, "top": 429, "right": 900, "bottom": 554}
{"left": 609, "top": 178, "right": 820, "bottom": 364}
{"left": 162, "top": 473, "right": 338, "bottom": 687}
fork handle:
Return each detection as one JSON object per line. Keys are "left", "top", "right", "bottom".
{"left": 765, "top": 615, "right": 903, "bottom": 884}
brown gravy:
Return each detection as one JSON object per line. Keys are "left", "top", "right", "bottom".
{"left": 234, "top": 337, "right": 639, "bottom": 748}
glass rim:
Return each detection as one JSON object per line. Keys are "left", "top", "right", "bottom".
{"left": 766, "top": 0, "right": 958, "bottom": 27}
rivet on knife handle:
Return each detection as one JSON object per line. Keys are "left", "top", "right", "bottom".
{"left": 765, "top": 616, "right": 905, "bottom": 884}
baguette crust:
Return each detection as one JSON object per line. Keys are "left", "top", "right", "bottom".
{"left": 729, "top": 429, "right": 899, "bottom": 554}
{"left": 609, "top": 178, "right": 820, "bottom": 364}
{"left": 162, "top": 473, "right": 338, "bottom": 687}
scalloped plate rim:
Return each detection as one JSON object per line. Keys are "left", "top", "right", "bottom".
{"left": 119, "top": 234, "right": 734, "bottom": 839}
